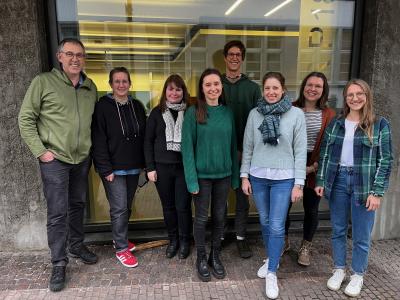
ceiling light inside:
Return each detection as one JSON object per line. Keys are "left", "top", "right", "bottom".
{"left": 264, "top": 0, "right": 293, "bottom": 17}
{"left": 225, "top": 0, "right": 244, "bottom": 16}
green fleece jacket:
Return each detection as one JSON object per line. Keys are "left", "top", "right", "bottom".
{"left": 181, "top": 105, "right": 239, "bottom": 193}
{"left": 18, "top": 68, "right": 97, "bottom": 164}
{"left": 222, "top": 74, "right": 261, "bottom": 151}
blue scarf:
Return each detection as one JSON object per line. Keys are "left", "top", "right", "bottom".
{"left": 257, "top": 94, "right": 292, "bottom": 145}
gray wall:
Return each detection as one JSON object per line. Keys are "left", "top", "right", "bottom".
{"left": 359, "top": 0, "right": 400, "bottom": 239}
{"left": 0, "top": 0, "right": 399, "bottom": 251}
{"left": 0, "top": 0, "right": 48, "bottom": 250}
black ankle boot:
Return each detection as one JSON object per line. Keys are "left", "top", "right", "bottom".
{"left": 166, "top": 240, "right": 179, "bottom": 258}
{"left": 208, "top": 248, "right": 226, "bottom": 279}
{"left": 179, "top": 240, "right": 190, "bottom": 259}
{"left": 196, "top": 252, "right": 211, "bottom": 282}
{"left": 49, "top": 266, "right": 66, "bottom": 292}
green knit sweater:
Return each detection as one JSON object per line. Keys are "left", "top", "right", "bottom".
{"left": 181, "top": 105, "right": 239, "bottom": 193}
{"left": 222, "top": 74, "right": 261, "bottom": 151}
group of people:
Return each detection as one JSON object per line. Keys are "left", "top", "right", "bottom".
{"left": 18, "top": 37, "right": 392, "bottom": 299}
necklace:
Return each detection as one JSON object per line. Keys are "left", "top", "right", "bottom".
{"left": 113, "top": 95, "right": 128, "bottom": 104}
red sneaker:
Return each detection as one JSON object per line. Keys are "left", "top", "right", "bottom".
{"left": 116, "top": 249, "right": 138, "bottom": 268}
{"left": 128, "top": 240, "right": 136, "bottom": 252}
{"left": 113, "top": 240, "right": 136, "bottom": 252}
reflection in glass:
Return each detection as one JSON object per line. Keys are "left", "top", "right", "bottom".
{"left": 56, "top": 0, "right": 355, "bottom": 223}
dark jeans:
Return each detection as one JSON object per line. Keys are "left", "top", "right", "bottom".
{"left": 285, "top": 187, "right": 321, "bottom": 241}
{"left": 234, "top": 187, "right": 250, "bottom": 237}
{"left": 155, "top": 163, "right": 192, "bottom": 242}
{"left": 101, "top": 174, "right": 139, "bottom": 251}
{"left": 193, "top": 176, "right": 230, "bottom": 254}
{"left": 39, "top": 158, "right": 91, "bottom": 266}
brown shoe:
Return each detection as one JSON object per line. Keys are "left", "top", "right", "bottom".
{"left": 297, "top": 240, "right": 312, "bottom": 266}
{"left": 281, "top": 235, "right": 290, "bottom": 256}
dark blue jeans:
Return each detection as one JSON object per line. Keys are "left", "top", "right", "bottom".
{"left": 329, "top": 166, "right": 375, "bottom": 275}
{"left": 155, "top": 163, "right": 192, "bottom": 242}
{"left": 193, "top": 176, "right": 231, "bottom": 254}
{"left": 101, "top": 174, "right": 139, "bottom": 252}
{"left": 39, "top": 158, "right": 91, "bottom": 266}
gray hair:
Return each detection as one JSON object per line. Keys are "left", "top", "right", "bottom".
{"left": 57, "top": 38, "right": 85, "bottom": 54}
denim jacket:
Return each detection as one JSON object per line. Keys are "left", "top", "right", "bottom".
{"left": 316, "top": 116, "right": 393, "bottom": 204}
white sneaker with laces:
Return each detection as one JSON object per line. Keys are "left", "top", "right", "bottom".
{"left": 327, "top": 268, "right": 346, "bottom": 291}
{"left": 265, "top": 272, "right": 279, "bottom": 299}
{"left": 344, "top": 274, "right": 363, "bottom": 297}
{"left": 257, "top": 258, "right": 280, "bottom": 278}
{"left": 257, "top": 259, "right": 269, "bottom": 278}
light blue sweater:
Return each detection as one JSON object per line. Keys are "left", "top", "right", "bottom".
{"left": 240, "top": 106, "right": 307, "bottom": 182}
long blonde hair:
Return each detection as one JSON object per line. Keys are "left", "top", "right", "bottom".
{"left": 342, "top": 79, "right": 375, "bottom": 141}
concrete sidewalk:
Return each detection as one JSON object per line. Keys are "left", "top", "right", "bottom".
{"left": 1, "top": 232, "right": 399, "bottom": 299}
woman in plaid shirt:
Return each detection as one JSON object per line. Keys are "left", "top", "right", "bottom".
{"left": 315, "top": 79, "right": 393, "bottom": 297}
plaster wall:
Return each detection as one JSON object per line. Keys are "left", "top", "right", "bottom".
{"left": 360, "top": 0, "right": 400, "bottom": 239}
{"left": 0, "top": 0, "right": 48, "bottom": 250}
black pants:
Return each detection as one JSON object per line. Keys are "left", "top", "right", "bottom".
{"left": 39, "top": 158, "right": 91, "bottom": 266}
{"left": 101, "top": 174, "right": 139, "bottom": 251}
{"left": 285, "top": 186, "right": 321, "bottom": 241}
{"left": 155, "top": 163, "right": 192, "bottom": 242}
{"left": 193, "top": 177, "right": 230, "bottom": 253}
{"left": 234, "top": 187, "right": 250, "bottom": 237}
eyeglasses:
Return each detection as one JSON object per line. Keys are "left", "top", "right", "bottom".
{"left": 345, "top": 92, "right": 366, "bottom": 99}
{"left": 227, "top": 52, "right": 242, "bottom": 58}
{"left": 60, "top": 51, "right": 86, "bottom": 59}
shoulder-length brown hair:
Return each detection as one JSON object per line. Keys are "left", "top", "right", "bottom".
{"left": 342, "top": 79, "right": 375, "bottom": 141}
{"left": 196, "top": 68, "right": 226, "bottom": 124}
{"left": 294, "top": 72, "right": 329, "bottom": 109}
{"left": 159, "top": 74, "right": 189, "bottom": 112}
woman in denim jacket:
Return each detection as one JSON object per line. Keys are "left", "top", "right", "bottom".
{"left": 315, "top": 79, "right": 392, "bottom": 297}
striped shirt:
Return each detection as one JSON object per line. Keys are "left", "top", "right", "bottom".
{"left": 304, "top": 110, "right": 322, "bottom": 152}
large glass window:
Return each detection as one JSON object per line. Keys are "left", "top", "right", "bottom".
{"left": 55, "top": 0, "right": 356, "bottom": 224}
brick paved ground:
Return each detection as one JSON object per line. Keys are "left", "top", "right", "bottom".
{"left": 0, "top": 232, "right": 399, "bottom": 299}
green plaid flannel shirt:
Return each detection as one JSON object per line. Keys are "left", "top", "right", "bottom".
{"left": 316, "top": 116, "right": 393, "bottom": 204}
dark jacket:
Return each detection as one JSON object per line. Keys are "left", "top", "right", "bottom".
{"left": 91, "top": 94, "right": 146, "bottom": 177}
{"left": 144, "top": 105, "right": 183, "bottom": 171}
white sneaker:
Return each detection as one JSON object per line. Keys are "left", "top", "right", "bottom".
{"left": 257, "top": 259, "right": 269, "bottom": 278}
{"left": 257, "top": 258, "right": 280, "bottom": 278}
{"left": 265, "top": 272, "right": 279, "bottom": 299}
{"left": 327, "top": 268, "right": 346, "bottom": 291}
{"left": 344, "top": 274, "right": 363, "bottom": 297}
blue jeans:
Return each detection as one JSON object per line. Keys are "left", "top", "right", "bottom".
{"left": 250, "top": 176, "right": 294, "bottom": 273}
{"left": 329, "top": 167, "right": 375, "bottom": 275}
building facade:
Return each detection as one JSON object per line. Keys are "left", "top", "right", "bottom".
{"left": 0, "top": 0, "right": 399, "bottom": 250}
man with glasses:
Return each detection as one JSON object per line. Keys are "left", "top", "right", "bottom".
{"left": 222, "top": 40, "right": 261, "bottom": 258}
{"left": 18, "top": 38, "right": 98, "bottom": 292}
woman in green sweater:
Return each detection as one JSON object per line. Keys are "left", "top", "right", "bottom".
{"left": 182, "top": 68, "right": 239, "bottom": 282}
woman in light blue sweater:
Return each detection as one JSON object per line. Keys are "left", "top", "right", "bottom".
{"left": 241, "top": 72, "right": 307, "bottom": 299}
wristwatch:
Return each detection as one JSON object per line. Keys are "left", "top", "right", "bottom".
{"left": 294, "top": 184, "right": 304, "bottom": 190}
